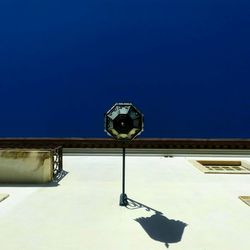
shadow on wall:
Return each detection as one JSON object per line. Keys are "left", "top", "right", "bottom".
{"left": 127, "top": 198, "right": 187, "bottom": 248}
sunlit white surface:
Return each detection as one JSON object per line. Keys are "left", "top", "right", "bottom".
{"left": 0, "top": 155, "right": 250, "bottom": 250}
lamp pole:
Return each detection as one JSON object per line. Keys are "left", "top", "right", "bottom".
{"left": 120, "top": 147, "right": 128, "bottom": 206}
{"left": 104, "top": 103, "right": 144, "bottom": 207}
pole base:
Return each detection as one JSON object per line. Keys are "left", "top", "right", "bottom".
{"left": 119, "top": 193, "right": 128, "bottom": 206}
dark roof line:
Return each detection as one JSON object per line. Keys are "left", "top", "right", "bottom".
{"left": 1, "top": 138, "right": 250, "bottom": 149}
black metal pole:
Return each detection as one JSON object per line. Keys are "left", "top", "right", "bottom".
{"left": 122, "top": 147, "right": 125, "bottom": 194}
{"left": 119, "top": 147, "right": 128, "bottom": 206}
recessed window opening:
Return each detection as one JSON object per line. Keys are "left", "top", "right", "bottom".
{"left": 239, "top": 196, "right": 250, "bottom": 207}
{"left": 189, "top": 160, "right": 250, "bottom": 174}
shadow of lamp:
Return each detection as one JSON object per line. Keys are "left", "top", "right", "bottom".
{"left": 104, "top": 103, "right": 144, "bottom": 206}
{"left": 127, "top": 198, "right": 187, "bottom": 248}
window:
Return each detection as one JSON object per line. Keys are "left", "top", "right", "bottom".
{"left": 189, "top": 160, "right": 250, "bottom": 174}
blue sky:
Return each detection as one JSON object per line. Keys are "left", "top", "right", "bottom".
{"left": 0, "top": 0, "right": 250, "bottom": 138}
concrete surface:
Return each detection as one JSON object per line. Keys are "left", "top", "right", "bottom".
{"left": 0, "top": 155, "right": 250, "bottom": 250}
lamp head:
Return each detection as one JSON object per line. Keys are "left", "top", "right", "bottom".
{"left": 104, "top": 103, "right": 144, "bottom": 140}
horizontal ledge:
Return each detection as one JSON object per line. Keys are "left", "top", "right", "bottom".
{"left": 1, "top": 138, "right": 250, "bottom": 150}
{"left": 63, "top": 148, "right": 250, "bottom": 157}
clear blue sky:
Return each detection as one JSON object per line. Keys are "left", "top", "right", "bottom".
{"left": 0, "top": 0, "right": 249, "bottom": 138}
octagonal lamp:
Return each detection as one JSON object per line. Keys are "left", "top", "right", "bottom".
{"left": 104, "top": 103, "right": 144, "bottom": 141}
{"left": 104, "top": 103, "right": 144, "bottom": 206}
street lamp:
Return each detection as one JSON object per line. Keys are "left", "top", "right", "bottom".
{"left": 104, "top": 103, "right": 144, "bottom": 206}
